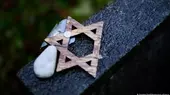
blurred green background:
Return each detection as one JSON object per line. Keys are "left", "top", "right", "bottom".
{"left": 0, "top": 0, "right": 112, "bottom": 94}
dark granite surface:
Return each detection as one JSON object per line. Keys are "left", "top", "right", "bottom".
{"left": 88, "top": 15, "right": 170, "bottom": 95}
{"left": 18, "top": 0, "right": 170, "bottom": 95}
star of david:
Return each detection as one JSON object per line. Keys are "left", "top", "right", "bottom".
{"left": 45, "top": 16, "right": 104, "bottom": 77}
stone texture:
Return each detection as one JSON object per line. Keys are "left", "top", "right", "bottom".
{"left": 18, "top": 0, "right": 170, "bottom": 95}
{"left": 87, "top": 15, "right": 170, "bottom": 95}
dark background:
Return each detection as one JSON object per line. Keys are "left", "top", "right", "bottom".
{"left": 0, "top": 0, "right": 112, "bottom": 94}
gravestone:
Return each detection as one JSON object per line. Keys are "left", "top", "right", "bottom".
{"left": 17, "top": 0, "right": 170, "bottom": 94}
{"left": 85, "top": 14, "right": 170, "bottom": 95}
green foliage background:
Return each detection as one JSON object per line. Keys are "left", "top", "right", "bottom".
{"left": 0, "top": 0, "right": 112, "bottom": 94}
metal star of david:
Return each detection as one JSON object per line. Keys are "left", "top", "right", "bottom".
{"left": 45, "top": 16, "right": 104, "bottom": 77}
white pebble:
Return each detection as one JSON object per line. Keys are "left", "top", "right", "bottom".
{"left": 69, "top": 37, "right": 76, "bottom": 44}
{"left": 34, "top": 45, "right": 57, "bottom": 78}
{"left": 40, "top": 19, "right": 67, "bottom": 48}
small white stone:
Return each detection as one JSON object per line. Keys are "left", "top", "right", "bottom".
{"left": 41, "top": 42, "right": 48, "bottom": 48}
{"left": 64, "top": 31, "right": 71, "bottom": 38}
{"left": 34, "top": 45, "right": 57, "bottom": 78}
{"left": 40, "top": 19, "right": 67, "bottom": 48}
{"left": 41, "top": 19, "right": 76, "bottom": 48}
{"left": 69, "top": 37, "right": 75, "bottom": 44}
{"left": 47, "top": 19, "right": 67, "bottom": 36}
{"left": 48, "top": 24, "right": 59, "bottom": 37}
{"left": 57, "top": 19, "right": 67, "bottom": 33}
